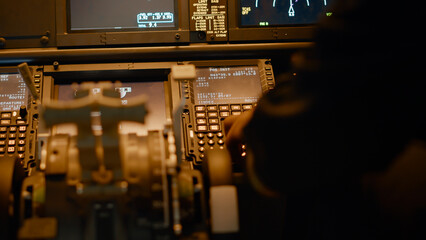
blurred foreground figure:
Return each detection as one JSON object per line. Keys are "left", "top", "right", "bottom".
{"left": 225, "top": 0, "right": 426, "bottom": 239}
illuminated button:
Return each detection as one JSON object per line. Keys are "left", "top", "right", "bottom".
{"left": 207, "top": 133, "right": 214, "bottom": 138}
{"left": 197, "top": 125, "right": 208, "bottom": 132}
{"left": 220, "top": 112, "right": 230, "bottom": 118}
{"left": 196, "top": 112, "right": 206, "bottom": 118}
{"left": 198, "top": 140, "right": 205, "bottom": 146}
{"left": 34, "top": 74, "right": 41, "bottom": 78}
{"left": 217, "top": 139, "right": 224, "bottom": 145}
{"left": 197, "top": 133, "right": 204, "bottom": 139}
{"left": 196, "top": 119, "right": 207, "bottom": 125}
{"left": 18, "top": 147, "right": 25, "bottom": 152}
{"left": 9, "top": 133, "right": 16, "bottom": 139}
{"left": 7, "top": 146, "right": 15, "bottom": 153}
{"left": 19, "top": 126, "right": 27, "bottom": 132}
{"left": 216, "top": 132, "right": 224, "bottom": 138}
{"left": 207, "top": 139, "right": 215, "bottom": 146}
{"left": 0, "top": 140, "right": 5, "bottom": 146}
{"left": 17, "top": 120, "right": 26, "bottom": 125}
{"left": 9, "top": 126, "right": 17, "bottom": 132}
{"left": 195, "top": 106, "right": 206, "bottom": 112}
{"left": 198, "top": 146, "right": 205, "bottom": 152}
{"left": 18, "top": 133, "right": 26, "bottom": 139}
{"left": 18, "top": 140, "right": 25, "bottom": 146}
{"left": 242, "top": 104, "right": 253, "bottom": 110}
{"left": 8, "top": 140, "right": 16, "bottom": 145}
{"left": 1, "top": 120, "right": 11, "bottom": 125}
{"left": 208, "top": 112, "right": 218, "bottom": 118}
{"left": 209, "top": 118, "right": 219, "bottom": 124}
{"left": 0, "top": 127, "right": 6, "bottom": 132}
{"left": 207, "top": 105, "right": 217, "bottom": 111}
{"left": 18, "top": 153, "right": 25, "bottom": 159}
{"left": 0, "top": 147, "right": 5, "bottom": 153}
{"left": 231, "top": 111, "right": 242, "bottom": 116}
{"left": 1, "top": 113, "right": 12, "bottom": 119}
{"left": 219, "top": 105, "right": 229, "bottom": 111}
{"left": 209, "top": 125, "right": 220, "bottom": 132}
{"left": 230, "top": 105, "right": 241, "bottom": 111}
{"left": 0, "top": 134, "right": 6, "bottom": 139}
{"left": 34, "top": 78, "right": 40, "bottom": 83}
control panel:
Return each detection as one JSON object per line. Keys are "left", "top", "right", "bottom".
{"left": 0, "top": 67, "right": 42, "bottom": 170}
{"left": 0, "top": 60, "right": 276, "bottom": 240}
{"left": 175, "top": 60, "right": 275, "bottom": 165}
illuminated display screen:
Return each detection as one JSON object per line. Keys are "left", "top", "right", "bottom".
{"left": 56, "top": 81, "right": 167, "bottom": 133}
{"left": 0, "top": 72, "right": 29, "bottom": 111}
{"left": 194, "top": 66, "right": 262, "bottom": 105}
{"left": 69, "top": 0, "right": 176, "bottom": 31}
{"left": 240, "top": 0, "right": 332, "bottom": 27}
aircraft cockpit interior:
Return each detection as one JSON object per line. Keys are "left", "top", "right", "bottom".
{"left": 1, "top": 0, "right": 425, "bottom": 239}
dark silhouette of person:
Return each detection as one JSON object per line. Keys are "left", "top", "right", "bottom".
{"left": 225, "top": 0, "right": 426, "bottom": 239}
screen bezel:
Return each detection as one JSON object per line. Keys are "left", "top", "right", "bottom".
{"left": 228, "top": 0, "right": 322, "bottom": 42}
{"left": 56, "top": 0, "right": 190, "bottom": 47}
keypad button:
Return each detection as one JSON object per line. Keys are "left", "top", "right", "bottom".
{"left": 9, "top": 133, "right": 16, "bottom": 139}
{"left": 198, "top": 140, "right": 205, "bottom": 146}
{"left": 0, "top": 127, "right": 7, "bottom": 132}
{"left": 8, "top": 140, "right": 16, "bottom": 146}
{"left": 197, "top": 125, "right": 208, "bottom": 132}
{"left": 209, "top": 118, "right": 219, "bottom": 124}
{"left": 0, "top": 140, "right": 6, "bottom": 146}
{"left": 231, "top": 105, "right": 241, "bottom": 111}
{"left": 18, "top": 133, "right": 26, "bottom": 139}
{"left": 197, "top": 133, "right": 204, "bottom": 139}
{"left": 217, "top": 139, "right": 224, "bottom": 145}
{"left": 198, "top": 146, "right": 205, "bottom": 152}
{"left": 0, "top": 147, "right": 5, "bottom": 153}
{"left": 207, "top": 139, "right": 215, "bottom": 146}
{"left": 19, "top": 126, "right": 27, "bottom": 132}
{"left": 243, "top": 104, "right": 253, "bottom": 110}
{"left": 18, "top": 147, "right": 25, "bottom": 153}
{"left": 220, "top": 112, "right": 230, "bottom": 118}
{"left": 1, "top": 113, "right": 12, "bottom": 119}
{"left": 196, "top": 119, "right": 207, "bottom": 125}
{"left": 231, "top": 111, "right": 242, "bottom": 116}
{"left": 0, "top": 134, "right": 6, "bottom": 139}
{"left": 209, "top": 125, "right": 220, "bottom": 132}
{"left": 207, "top": 105, "right": 217, "bottom": 111}
{"left": 196, "top": 112, "right": 206, "bottom": 118}
{"left": 9, "top": 126, "right": 17, "bottom": 132}
{"left": 207, "top": 133, "right": 214, "bottom": 138}
{"left": 18, "top": 140, "right": 25, "bottom": 146}
{"left": 217, "top": 132, "right": 224, "bottom": 138}
{"left": 7, "top": 146, "right": 15, "bottom": 153}
{"left": 219, "top": 105, "right": 229, "bottom": 111}
{"left": 195, "top": 106, "right": 206, "bottom": 112}
{"left": 1, "top": 120, "right": 11, "bottom": 125}
{"left": 207, "top": 112, "right": 218, "bottom": 118}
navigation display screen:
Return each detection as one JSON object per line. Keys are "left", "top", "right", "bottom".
{"left": 194, "top": 66, "right": 262, "bottom": 105}
{"left": 69, "top": 0, "right": 176, "bottom": 31}
{"left": 240, "top": 0, "right": 332, "bottom": 27}
{"left": 56, "top": 81, "right": 167, "bottom": 133}
{"left": 0, "top": 72, "right": 29, "bottom": 111}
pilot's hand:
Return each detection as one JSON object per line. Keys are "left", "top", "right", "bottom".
{"left": 224, "top": 110, "right": 254, "bottom": 162}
